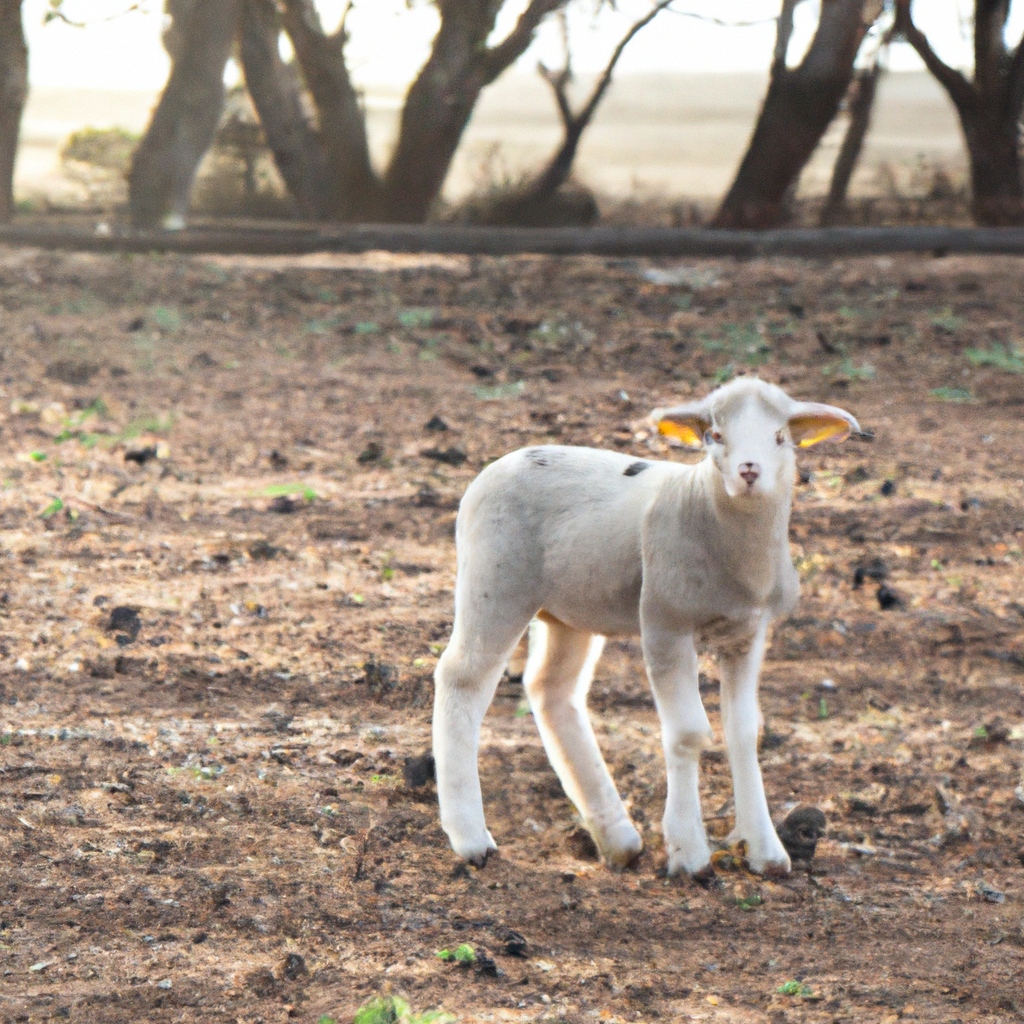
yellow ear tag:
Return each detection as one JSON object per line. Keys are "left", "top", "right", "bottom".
{"left": 790, "top": 416, "right": 851, "bottom": 447}
{"left": 658, "top": 419, "right": 705, "bottom": 447}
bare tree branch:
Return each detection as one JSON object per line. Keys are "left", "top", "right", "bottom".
{"left": 894, "top": 0, "right": 975, "bottom": 111}
{"left": 481, "top": 0, "right": 567, "bottom": 83}
{"left": 773, "top": 0, "right": 801, "bottom": 72}
{"left": 529, "top": 0, "right": 673, "bottom": 199}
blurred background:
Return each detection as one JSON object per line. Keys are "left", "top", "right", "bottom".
{"left": 4, "top": 1, "right": 1021, "bottom": 229}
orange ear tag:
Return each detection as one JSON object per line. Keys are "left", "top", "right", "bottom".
{"left": 658, "top": 420, "right": 705, "bottom": 447}
{"left": 790, "top": 417, "right": 851, "bottom": 447}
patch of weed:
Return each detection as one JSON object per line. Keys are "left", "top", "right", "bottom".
{"left": 353, "top": 995, "right": 453, "bottom": 1024}
{"left": 824, "top": 358, "right": 875, "bottom": 381}
{"left": 259, "top": 483, "right": 317, "bottom": 502}
{"left": 398, "top": 308, "right": 436, "bottom": 329}
{"left": 150, "top": 306, "right": 183, "bottom": 334}
{"left": 965, "top": 343, "right": 1024, "bottom": 374}
{"left": 931, "top": 308, "right": 965, "bottom": 333}
{"left": 473, "top": 380, "right": 525, "bottom": 401}
{"left": 701, "top": 322, "right": 772, "bottom": 368}
{"left": 437, "top": 943, "right": 476, "bottom": 964}
{"left": 931, "top": 387, "right": 973, "bottom": 402}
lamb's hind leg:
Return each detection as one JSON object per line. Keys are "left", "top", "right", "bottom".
{"left": 524, "top": 614, "right": 642, "bottom": 868}
{"left": 434, "top": 616, "right": 528, "bottom": 865}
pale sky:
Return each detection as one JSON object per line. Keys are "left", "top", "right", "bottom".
{"left": 21, "top": 0, "right": 1021, "bottom": 92}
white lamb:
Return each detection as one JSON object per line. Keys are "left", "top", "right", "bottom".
{"left": 433, "top": 377, "right": 860, "bottom": 877}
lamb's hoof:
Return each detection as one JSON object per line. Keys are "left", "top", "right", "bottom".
{"left": 449, "top": 830, "right": 498, "bottom": 868}
{"left": 758, "top": 857, "right": 792, "bottom": 879}
{"left": 665, "top": 848, "right": 714, "bottom": 880}
{"left": 466, "top": 846, "right": 497, "bottom": 868}
{"left": 596, "top": 821, "right": 643, "bottom": 870}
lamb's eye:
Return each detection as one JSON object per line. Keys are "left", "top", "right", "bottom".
{"left": 776, "top": 430, "right": 785, "bottom": 446}
{"left": 704, "top": 429, "right": 723, "bottom": 445}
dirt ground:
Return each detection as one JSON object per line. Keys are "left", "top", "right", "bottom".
{"left": 0, "top": 245, "right": 1022, "bottom": 1024}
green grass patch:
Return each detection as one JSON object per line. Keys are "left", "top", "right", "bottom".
{"left": 930, "top": 386, "right": 973, "bottom": 403}
{"left": 353, "top": 995, "right": 453, "bottom": 1024}
{"left": 931, "top": 308, "right": 966, "bottom": 333}
{"left": 260, "top": 483, "right": 317, "bottom": 502}
{"left": 39, "top": 498, "right": 64, "bottom": 519}
{"left": 965, "top": 343, "right": 1024, "bottom": 374}
{"left": 398, "top": 308, "right": 436, "bottom": 329}
{"left": 473, "top": 380, "right": 525, "bottom": 401}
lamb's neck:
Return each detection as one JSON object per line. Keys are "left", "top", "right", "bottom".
{"left": 697, "top": 461, "right": 793, "bottom": 597}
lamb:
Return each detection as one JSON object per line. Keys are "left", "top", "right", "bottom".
{"left": 432, "top": 377, "right": 860, "bottom": 877}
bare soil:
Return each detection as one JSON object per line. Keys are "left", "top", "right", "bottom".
{"left": 0, "top": 245, "right": 1022, "bottom": 1024}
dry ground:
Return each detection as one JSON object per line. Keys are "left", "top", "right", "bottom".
{"left": 0, "top": 245, "right": 1022, "bottom": 1024}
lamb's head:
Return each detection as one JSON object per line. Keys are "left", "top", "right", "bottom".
{"left": 653, "top": 378, "right": 861, "bottom": 500}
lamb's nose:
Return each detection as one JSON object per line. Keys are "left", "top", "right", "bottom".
{"left": 739, "top": 462, "right": 760, "bottom": 486}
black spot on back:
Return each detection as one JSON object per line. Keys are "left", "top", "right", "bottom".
{"left": 623, "top": 460, "right": 649, "bottom": 477}
{"left": 526, "top": 448, "right": 552, "bottom": 467}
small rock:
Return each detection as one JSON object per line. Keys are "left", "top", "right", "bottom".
{"left": 45, "top": 359, "right": 98, "bottom": 385}
{"left": 403, "top": 753, "right": 435, "bottom": 789}
{"left": 157, "top": 979, "right": 172, "bottom": 990}
{"left": 424, "top": 414, "right": 449, "bottom": 432}
{"left": 107, "top": 606, "right": 141, "bottom": 644}
{"left": 361, "top": 657, "right": 398, "bottom": 696}
{"left": 975, "top": 881, "right": 1005, "bottom": 904}
{"left": 357, "top": 441, "right": 385, "bottom": 464}
{"left": 876, "top": 584, "right": 903, "bottom": 610}
{"left": 247, "top": 539, "right": 280, "bottom": 561}
{"left": 268, "top": 495, "right": 297, "bottom": 514}
{"left": 327, "top": 748, "right": 362, "bottom": 767}
{"left": 852, "top": 557, "right": 887, "bottom": 589}
{"left": 414, "top": 483, "right": 441, "bottom": 507}
{"left": 421, "top": 445, "right": 467, "bottom": 467}
{"left": 245, "top": 968, "right": 278, "bottom": 997}
{"left": 474, "top": 950, "right": 502, "bottom": 978}
{"left": 496, "top": 927, "right": 528, "bottom": 958}
{"left": 125, "top": 445, "right": 158, "bottom": 466}
{"left": 777, "top": 806, "right": 827, "bottom": 861}
{"left": 879, "top": 479, "right": 896, "bottom": 497}
{"left": 282, "top": 953, "right": 308, "bottom": 980}
{"left": 268, "top": 449, "right": 288, "bottom": 470}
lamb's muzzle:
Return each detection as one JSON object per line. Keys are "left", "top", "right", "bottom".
{"left": 433, "top": 377, "right": 859, "bottom": 877}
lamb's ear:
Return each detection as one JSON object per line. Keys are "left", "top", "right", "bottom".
{"left": 788, "top": 402, "right": 861, "bottom": 447}
{"left": 652, "top": 401, "right": 711, "bottom": 450}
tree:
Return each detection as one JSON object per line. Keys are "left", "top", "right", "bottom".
{"left": 896, "top": 0, "right": 1024, "bottom": 226}
{"left": 128, "top": 0, "right": 240, "bottom": 227}
{"left": 0, "top": 0, "right": 27, "bottom": 224}
{"left": 461, "top": 1, "right": 672, "bottom": 226}
{"left": 235, "top": 0, "right": 569, "bottom": 224}
{"left": 713, "top": 0, "right": 882, "bottom": 229}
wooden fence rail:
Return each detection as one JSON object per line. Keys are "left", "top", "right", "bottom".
{"left": 4, "top": 223, "right": 1024, "bottom": 258}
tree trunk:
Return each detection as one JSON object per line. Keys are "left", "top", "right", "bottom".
{"left": 821, "top": 61, "right": 882, "bottom": 225}
{"left": 128, "top": 0, "right": 239, "bottom": 227}
{"left": 713, "top": 0, "right": 873, "bottom": 229}
{"left": 962, "top": 107, "right": 1024, "bottom": 225}
{"left": 237, "top": 0, "right": 331, "bottom": 219}
{"left": 380, "top": 0, "right": 563, "bottom": 223}
{"left": 379, "top": 16, "right": 491, "bottom": 223}
{"left": 896, "top": 0, "right": 1024, "bottom": 226}
{"left": 0, "top": 0, "right": 27, "bottom": 224}
{"left": 280, "top": 0, "right": 381, "bottom": 221}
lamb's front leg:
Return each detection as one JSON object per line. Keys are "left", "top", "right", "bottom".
{"left": 642, "top": 625, "right": 714, "bottom": 877}
{"left": 718, "top": 616, "right": 791, "bottom": 876}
